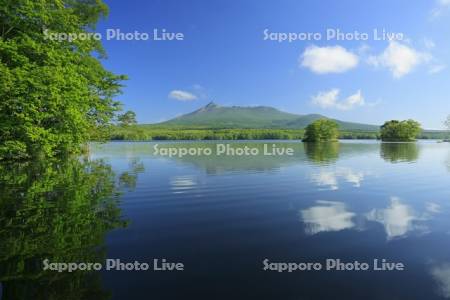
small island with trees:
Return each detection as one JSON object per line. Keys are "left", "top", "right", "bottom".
{"left": 445, "top": 116, "right": 450, "bottom": 142}
{"left": 302, "top": 119, "right": 339, "bottom": 142}
{"left": 380, "top": 120, "right": 422, "bottom": 142}
{"left": 301, "top": 118, "right": 424, "bottom": 143}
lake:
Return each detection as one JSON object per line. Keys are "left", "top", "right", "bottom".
{"left": 1, "top": 140, "right": 450, "bottom": 299}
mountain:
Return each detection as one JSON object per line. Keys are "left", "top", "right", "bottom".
{"left": 152, "top": 102, "right": 380, "bottom": 131}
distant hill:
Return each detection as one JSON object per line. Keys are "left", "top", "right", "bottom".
{"left": 148, "top": 102, "right": 380, "bottom": 131}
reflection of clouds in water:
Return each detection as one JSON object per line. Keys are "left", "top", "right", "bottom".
{"left": 426, "top": 202, "right": 441, "bottom": 214}
{"left": 170, "top": 176, "right": 197, "bottom": 194}
{"left": 311, "top": 168, "right": 366, "bottom": 190}
{"left": 342, "top": 169, "right": 365, "bottom": 187}
{"left": 300, "top": 201, "right": 356, "bottom": 235}
{"left": 301, "top": 196, "right": 442, "bottom": 239}
{"left": 311, "top": 172, "right": 339, "bottom": 190}
{"left": 366, "top": 197, "right": 420, "bottom": 240}
{"left": 431, "top": 263, "right": 450, "bottom": 298}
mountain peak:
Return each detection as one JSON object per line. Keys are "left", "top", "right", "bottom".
{"left": 204, "top": 101, "right": 219, "bottom": 109}
{"left": 157, "top": 103, "right": 379, "bottom": 131}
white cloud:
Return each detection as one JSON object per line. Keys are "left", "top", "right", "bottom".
{"left": 423, "top": 38, "right": 436, "bottom": 50}
{"left": 357, "top": 44, "right": 371, "bottom": 56}
{"left": 431, "top": 0, "right": 450, "bottom": 19}
{"left": 368, "top": 41, "right": 431, "bottom": 78}
{"left": 191, "top": 84, "right": 208, "bottom": 99}
{"left": 168, "top": 90, "right": 198, "bottom": 101}
{"left": 300, "top": 45, "right": 359, "bottom": 74}
{"left": 312, "top": 89, "right": 340, "bottom": 109}
{"left": 429, "top": 64, "right": 446, "bottom": 74}
{"left": 311, "top": 89, "right": 365, "bottom": 111}
{"left": 344, "top": 90, "right": 365, "bottom": 109}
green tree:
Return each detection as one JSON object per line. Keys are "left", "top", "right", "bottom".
{"left": 445, "top": 115, "right": 450, "bottom": 140}
{"left": 302, "top": 119, "right": 339, "bottom": 142}
{"left": 0, "top": 0, "right": 126, "bottom": 160}
{"left": 117, "top": 110, "right": 137, "bottom": 127}
{"left": 380, "top": 120, "right": 421, "bottom": 142}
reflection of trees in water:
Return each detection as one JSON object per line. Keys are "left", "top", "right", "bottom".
{"left": 0, "top": 158, "right": 127, "bottom": 300}
{"left": 119, "top": 158, "right": 145, "bottom": 190}
{"left": 157, "top": 142, "right": 306, "bottom": 174}
{"left": 151, "top": 142, "right": 381, "bottom": 173}
{"left": 303, "top": 142, "right": 340, "bottom": 165}
{"left": 380, "top": 143, "right": 420, "bottom": 163}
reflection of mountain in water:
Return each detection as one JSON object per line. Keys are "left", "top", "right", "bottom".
{"left": 0, "top": 158, "right": 128, "bottom": 300}
{"left": 92, "top": 141, "right": 424, "bottom": 174}
{"left": 155, "top": 142, "right": 306, "bottom": 174}
{"left": 148, "top": 142, "right": 380, "bottom": 174}
{"left": 380, "top": 143, "right": 420, "bottom": 163}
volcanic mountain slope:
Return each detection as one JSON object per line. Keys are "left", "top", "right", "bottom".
{"left": 153, "top": 102, "right": 380, "bottom": 131}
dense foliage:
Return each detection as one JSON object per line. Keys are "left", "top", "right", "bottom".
{"left": 380, "top": 120, "right": 422, "bottom": 142}
{"left": 117, "top": 111, "right": 137, "bottom": 127}
{"left": 302, "top": 119, "right": 339, "bottom": 142}
{"left": 0, "top": 0, "right": 125, "bottom": 160}
{"left": 110, "top": 127, "right": 305, "bottom": 140}
{"left": 109, "top": 125, "right": 446, "bottom": 141}
{"left": 0, "top": 157, "right": 127, "bottom": 299}
{"left": 445, "top": 115, "right": 450, "bottom": 140}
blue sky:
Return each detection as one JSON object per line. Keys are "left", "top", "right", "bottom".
{"left": 97, "top": 0, "right": 450, "bottom": 129}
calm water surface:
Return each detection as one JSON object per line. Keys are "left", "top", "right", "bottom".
{"left": 1, "top": 141, "right": 450, "bottom": 299}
